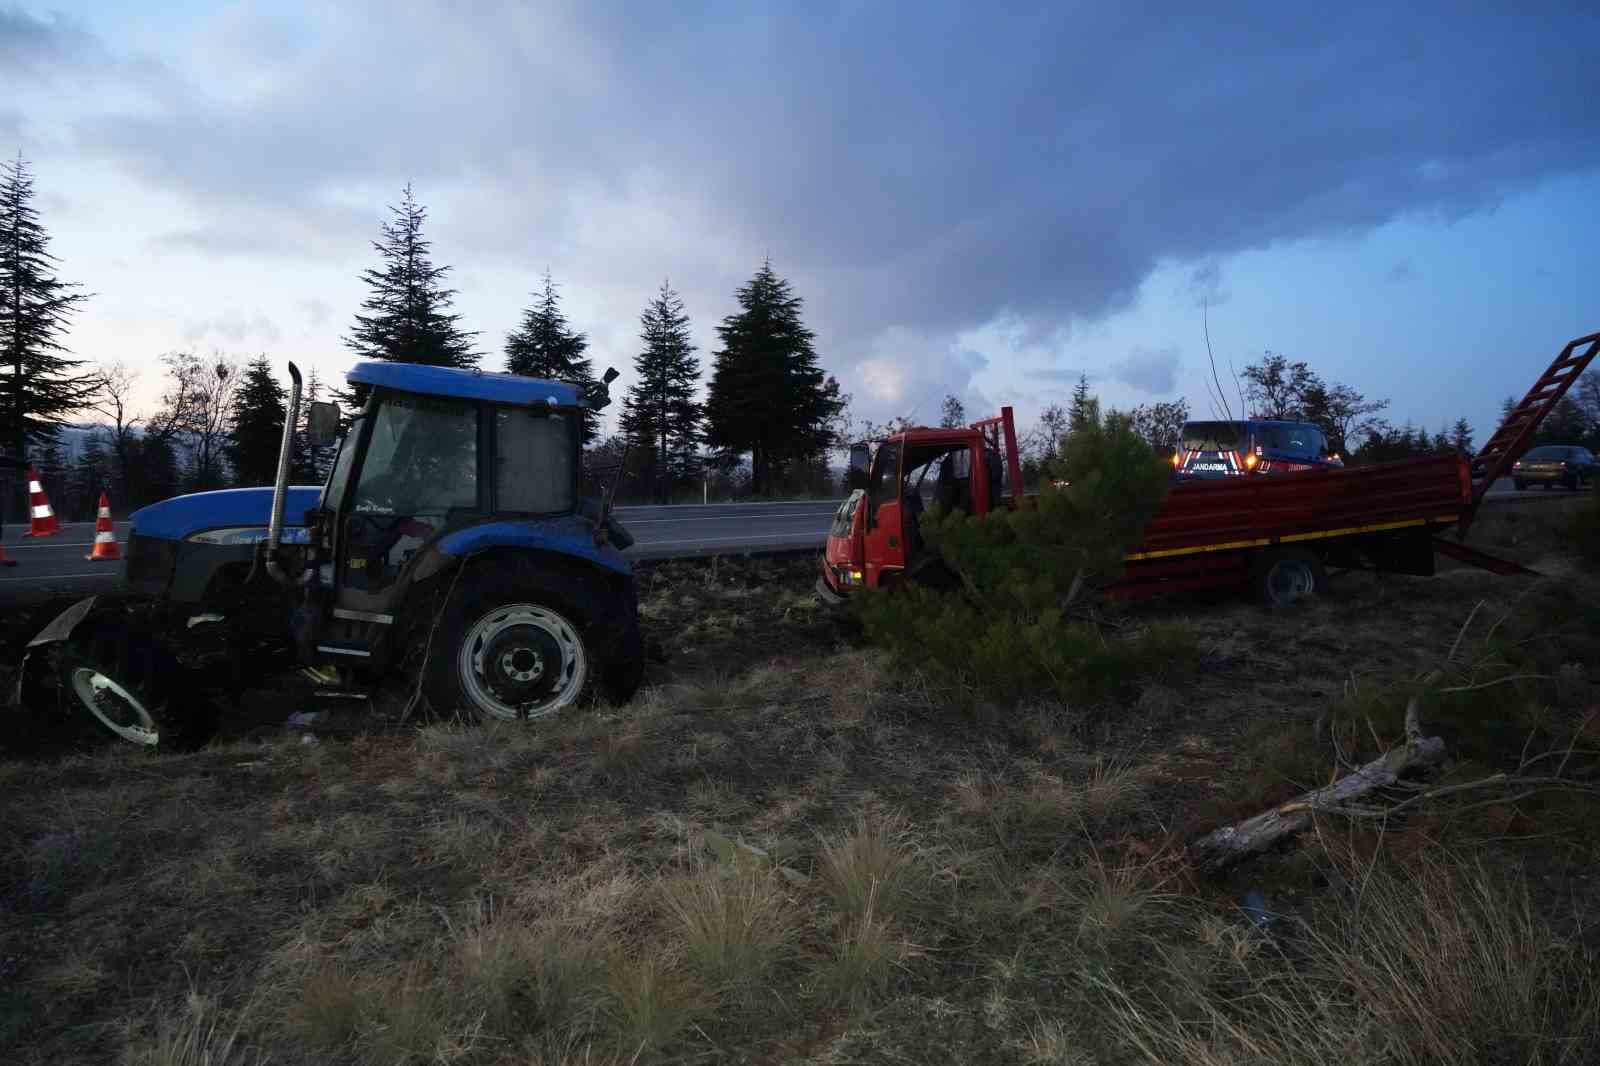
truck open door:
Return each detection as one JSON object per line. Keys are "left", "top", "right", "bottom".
{"left": 861, "top": 440, "right": 907, "bottom": 586}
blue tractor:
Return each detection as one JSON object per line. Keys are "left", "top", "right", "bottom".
{"left": 20, "top": 360, "right": 644, "bottom": 749}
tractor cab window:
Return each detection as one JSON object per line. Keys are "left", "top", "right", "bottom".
{"left": 319, "top": 417, "right": 361, "bottom": 517}
{"left": 497, "top": 407, "right": 577, "bottom": 514}
{"left": 346, "top": 393, "right": 479, "bottom": 592}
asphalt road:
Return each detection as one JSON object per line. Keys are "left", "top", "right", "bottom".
{"left": 0, "top": 478, "right": 1570, "bottom": 607}
{"left": 0, "top": 500, "right": 845, "bottom": 607}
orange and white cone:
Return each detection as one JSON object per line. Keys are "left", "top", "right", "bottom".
{"left": 24, "top": 466, "right": 62, "bottom": 537}
{"left": 85, "top": 492, "right": 122, "bottom": 562}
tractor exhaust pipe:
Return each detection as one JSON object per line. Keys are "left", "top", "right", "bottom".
{"left": 265, "top": 362, "right": 313, "bottom": 587}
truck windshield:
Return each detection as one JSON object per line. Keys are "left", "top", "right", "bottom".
{"left": 1182, "top": 421, "right": 1246, "bottom": 451}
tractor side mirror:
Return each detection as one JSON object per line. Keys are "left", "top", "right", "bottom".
{"left": 307, "top": 401, "right": 341, "bottom": 445}
{"left": 847, "top": 444, "right": 871, "bottom": 492}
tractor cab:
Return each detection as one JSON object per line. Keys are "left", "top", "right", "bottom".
{"left": 291, "top": 361, "right": 630, "bottom": 663}
{"left": 820, "top": 407, "right": 1022, "bottom": 599}
{"left": 314, "top": 367, "right": 582, "bottom": 615}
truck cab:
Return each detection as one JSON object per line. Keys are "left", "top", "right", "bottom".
{"left": 821, "top": 408, "right": 1022, "bottom": 597}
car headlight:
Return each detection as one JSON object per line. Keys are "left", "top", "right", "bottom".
{"left": 187, "top": 527, "right": 310, "bottom": 545}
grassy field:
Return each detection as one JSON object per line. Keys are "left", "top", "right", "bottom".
{"left": 2, "top": 496, "right": 1597, "bottom": 1065}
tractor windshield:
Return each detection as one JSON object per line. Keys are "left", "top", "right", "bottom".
{"left": 354, "top": 393, "right": 479, "bottom": 525}
{"left": 341, "top": 393, "right": 479, "bottom": 593}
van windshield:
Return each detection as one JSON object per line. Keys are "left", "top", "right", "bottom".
{"left": 1182, "top": 421, "right": 1245, "bottom": 451}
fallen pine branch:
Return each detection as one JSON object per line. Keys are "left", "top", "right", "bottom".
{"left": 1188, "top": 728, "right": 1448, "bottom": 872}
{"left": 1189, "top": 682, "right": 1447, "bottom": 872}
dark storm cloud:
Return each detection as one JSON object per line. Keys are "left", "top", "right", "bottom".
{"left": 0, "top": 9, "right": 95, "bottom": 72}
{"left": 44, "top": 2, "right": 1600, "bottom": 367}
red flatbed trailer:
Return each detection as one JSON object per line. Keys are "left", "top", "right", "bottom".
{"left": 820, "top": 330, "right": 1598, "bottom": 605}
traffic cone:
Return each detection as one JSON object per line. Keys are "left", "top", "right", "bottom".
{"left": 85, "top": 491, "right": 122, "bottom": 562}
{"left": 0, "top": 543, "right": 14, "bottom": 567}
{"left": 23, "top": 466, "right": 62, "bottom": 537}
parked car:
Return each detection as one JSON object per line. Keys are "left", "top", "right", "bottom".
{"left": 1512, "top": 445, "right": 1599, "bottom": 490}
{"left": 1173, "top": 419, "right": 1343, "bottom": 480}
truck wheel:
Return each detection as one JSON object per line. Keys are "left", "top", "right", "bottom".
{"left": 1251, "top": 548, "right": 1326, "bottom": 608}
{"left": 424, "top": 565, "right": 640, "bottom": 722}
{"left": 58, "top": 628, "right": 212, "bottom": 751}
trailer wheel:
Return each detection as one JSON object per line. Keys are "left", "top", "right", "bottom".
{"left": 58, "top": 627, "right": 213, "bottom": 751}
{"left": 1251, "top": 548, "right": 1326, "bottom": 608}
{"left": 424, "top": 565, "right": 642, "bottom": 722}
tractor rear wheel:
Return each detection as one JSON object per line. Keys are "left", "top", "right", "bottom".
{"left": 423, "top": 565, "right": 642, "bottom": 723}
{"left": 58, "top": 626, "right": 213, "bottom": 750}
{"left": 1250, "top": 547, "right": 1326, "bottom": 608}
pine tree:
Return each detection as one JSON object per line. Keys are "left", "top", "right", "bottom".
{"left": 1067, "top": 375, "right": 1096, "bottom": 433}
{"left": 1448, "top": 417, "right": 1473, "bottom": 455}
{"left": 138, "top": 435, "right": 179, "bottom": 508}
{"left": 504, "top": 271, "right": 599, "bottom": 440}
{"left": 226, "top": 355, "right": 288, "bottom": 487}
{"left": 705, "top": 259, "right": 841, "bottom": 495}
{"left": 292, "top": 367, "right": 336, "bottom": 483}
{"left": 620, "top": 280, "right": 701, "bottom": 502}
{"left": 71, "top": 432, "right": 109, "bottom": 521}
{"left": 1, "top": 154, "right": 95, "bottom": 516}
{"left": 32, "top": 431, "right": 69, "bottom": 513}
{"left": 342, "top": 184, "right": 478, "bottom": 408}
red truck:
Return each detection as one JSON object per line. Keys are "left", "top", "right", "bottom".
{"left": 819, "top": 330, "right": 1597, "bottom": 607}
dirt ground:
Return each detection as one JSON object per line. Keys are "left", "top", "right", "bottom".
{"left": 1, "top": 497, "right": 1597, "bottom": 1065}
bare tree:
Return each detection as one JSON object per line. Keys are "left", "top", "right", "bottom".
{"left": 1126, "top": 399, "right": 1191, "bottom": 452}
{"left": 158, "top": 351, "right": 239, "bottom": 491}
{"left": 1241, "top": 352, "right": 1321, "bottom": 419}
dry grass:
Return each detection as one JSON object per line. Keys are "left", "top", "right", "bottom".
{"left": 128, "top": 990, "right": 260, "bottom": 1066}
{"left": 818, "top": 812, "right": 929, "bottom": 923}
{"left": 1100, "top": 848, "right": 1600, "bottom": 1066}
{"left": 3, "top": 554, "right": 1598, "bottom": 1064}
{"left": 602, "top": 954, "right": 705, "bottom": 1059}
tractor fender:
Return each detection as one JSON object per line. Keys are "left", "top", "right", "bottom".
{"left": 10, "top": 596, "right": 100, "bottom": 708}
{"left": 26, "top": 595, "right": 101, "bottom": 649}
{"left": 408, "top": 518, "right": 632, "bottom": 584}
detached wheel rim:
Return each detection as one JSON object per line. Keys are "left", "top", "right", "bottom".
{"left": 70, "top": 667, "right": 159, "bottom": 747}
{"left": 458, "top": 604, "right": 587, "bottom": 720}
{"left": 1265, "top": 559, "right": 1316, "bottom": 606}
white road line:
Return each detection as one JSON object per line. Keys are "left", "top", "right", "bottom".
{"left": 0, "top": 541, "right": 98, "bottom": 550}
{"left": 0, "top": 572, "right": 116, "bottom": 582}
{"left": 641, "top": 532, "right": 825, "bottom": 547}
{"left": 614, "top": 500, "right": 842, "bottom": 512}
{"left": 621, "top": 511, "right": 831, "bottom": 526}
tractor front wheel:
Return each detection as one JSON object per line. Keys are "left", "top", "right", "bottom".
{"left": 58, "top": 626, "right": 213, "bottom": 750}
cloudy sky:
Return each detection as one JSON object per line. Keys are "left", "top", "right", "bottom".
{"left": 5, "top": 2, "right": 1598, "bottom": 445}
